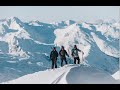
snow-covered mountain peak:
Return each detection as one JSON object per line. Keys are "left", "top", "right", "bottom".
{"left": 50, "top": 20, "right": 76, "bottom": 28}
{"left": 29, "top": 20, "right": 52, "bottom": 27}
{"left": 0, "top": 17, "right": 24, "bottom": 30}
{"left": 6, "top": 17, "right": 23, "bottom": 25}
{"left": 6, "top": 17, "right": 21, "bottom": 22}
{"left": 64, "top": 20, "right": 76, "bottom": 26}
{"left": 89, "top": 19, "right": 117, "bottom": 25}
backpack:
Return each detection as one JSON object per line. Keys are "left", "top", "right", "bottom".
{"left": 60, "top": 50, "right": 66, "bottom": 56}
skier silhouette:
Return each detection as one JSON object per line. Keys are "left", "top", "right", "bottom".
{"left": 71, "top": 45, "right": 84, "bottom": 64}
{"left": 59, "top": 46, "right": 69, "bottom": 67}
{"left": 50, "top": 47, "right": 58, "bottom": 69}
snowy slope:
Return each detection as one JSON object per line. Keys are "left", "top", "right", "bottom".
{"left": 0, "top": 17, "right": 77, "bottom": 83}
{"left": 112, "top": 70, "right": 120, "bottom": 80}
{"left": 3, "top": 65, "right": 119, "bottom": 84}
{"left": 0, "top": 17, "right": 56, "bottom": 82}
{"left": 54, "top": 22, "right": 119, "bottom": 74}
{"left": 0, "top": 17, "right": 119, "bottom": 83}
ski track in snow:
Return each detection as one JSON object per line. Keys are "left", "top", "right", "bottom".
{"left": 2, "top": 64, "right": 119, "bottom": 84}
{"left": 51, "top": 72, "right": 66, "bottom": 84}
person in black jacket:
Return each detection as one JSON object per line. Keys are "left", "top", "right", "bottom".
{"left": 59, "top": 46, "right": 69, "bottom": 67}
{"left": 50, "top": 47, "right": 58, "bottom": 69}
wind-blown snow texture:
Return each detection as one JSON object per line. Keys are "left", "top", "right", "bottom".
{"left": 0, "top": 17, "right": 119, "bottom": 83}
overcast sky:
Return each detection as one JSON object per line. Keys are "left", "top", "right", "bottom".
{"left": 0, "top": 6, "right": 119, "bottom": 23}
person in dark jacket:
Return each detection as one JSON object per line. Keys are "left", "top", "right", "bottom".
{"left": 71, "top": 45, "right": 84, "bottom": 64}
{"left": 59, "top": 46, "right": 69, "bottom": 67}
{"left": 50, "top": 47, "right": 58, "bottom": 69}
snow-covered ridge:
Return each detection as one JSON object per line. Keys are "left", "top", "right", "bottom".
{"left": 0, "top": 17, "right": 24, "bottom": 30}
{"left": 0, "top": 17, "right": 119, "bottom": 83}
{"left": 54, "top": 22, "right": 119, "bottom": 74}
{"left": 88, "top": 19, "right": 117, "bottom": 25}
{"left": 50, "top": 20, "right": 76, "bottom": 27}
{"left": 3, "top": 65, "right": 119, "bottom": 84}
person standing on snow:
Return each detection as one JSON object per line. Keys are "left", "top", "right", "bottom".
{"left": 71, "top": 45, "right": 84, "bottom": 64}
{"left": 50, "top": 47, "right": 58, "bottom": 69}
{"left": 59, "top": 46, "right": 69, "bottom": 67}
